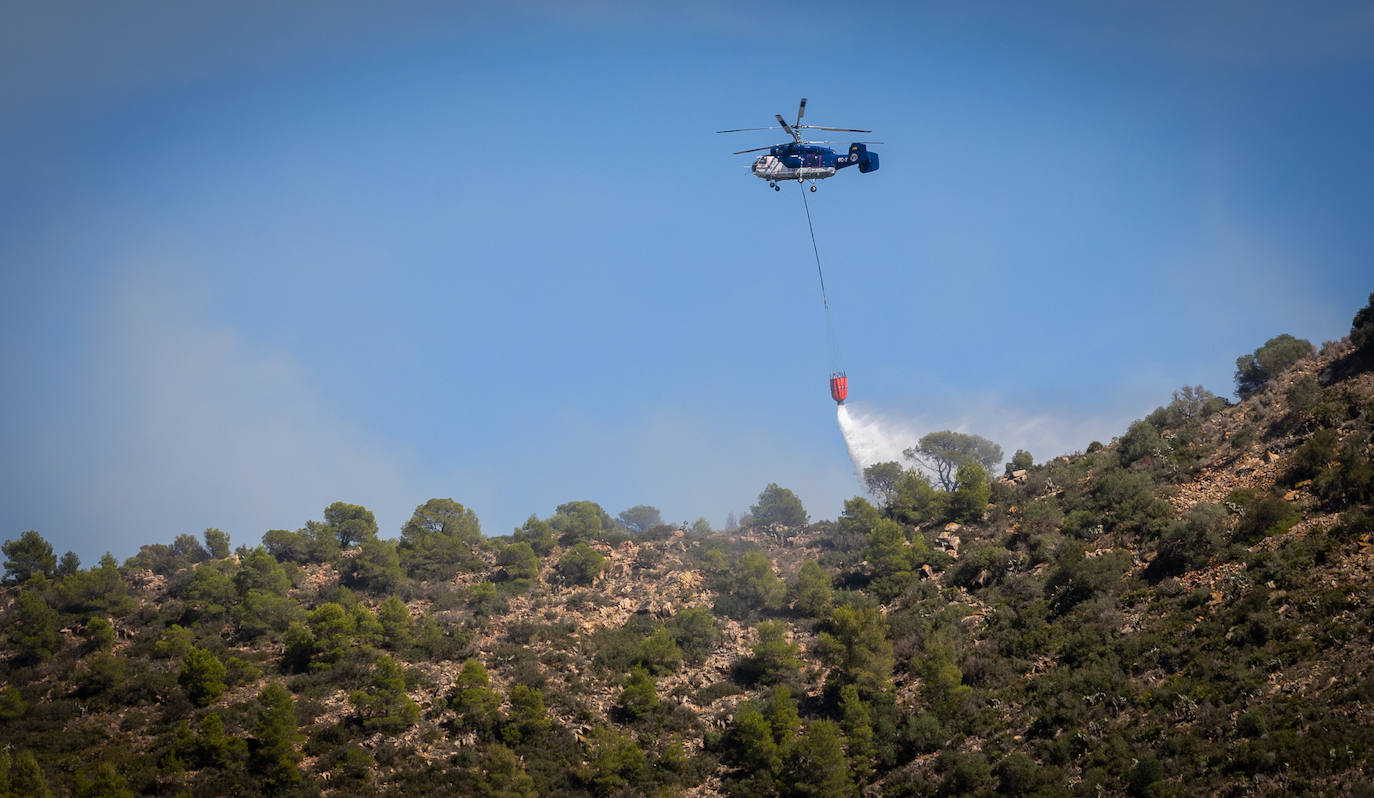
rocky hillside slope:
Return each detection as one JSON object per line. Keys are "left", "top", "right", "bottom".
{"left": 2, "top": 319, "right": 1373, "bottom": 797}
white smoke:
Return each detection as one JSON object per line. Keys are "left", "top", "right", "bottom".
{"left": 836, "top": 402, "right": 922, "bottom": 478}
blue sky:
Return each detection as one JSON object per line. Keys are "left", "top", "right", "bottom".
{"left": 3, "top": 2, "right": 1372, "bottom": 564}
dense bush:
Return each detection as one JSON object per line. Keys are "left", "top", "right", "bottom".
{"left": 712, "top": 550, "right": 785, "bottom": 620}
{"left": 556, "top": 543, "right": 607, "bottom": 586}
{"left": 751, "top": 483, "right": 809, "bottom": 528}
{"left": 1229, "top": 489, "right": 1301, "bottom": 544}
{"left": 1235, "top": 333, "right": 1314, "bottom": 398}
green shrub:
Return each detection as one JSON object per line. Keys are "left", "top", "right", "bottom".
{"left": 340, "top": 539, "right": 405, "bottom": 595}
{"left": 735, "top": 620, "right": 803, "bottom": 688}
{"left": 939, "top": 750, "right": 991, "bottom": 795}
{"left": 667, "top": 606, "right": 719, "bottom": 665}
{"left": 1021, "top": 497, "right": 1063, "bottom": 537}
{"left": 580, "top": 724, "right": 646, "bottom": 794}
{"left": 1147, "top": 503, "right": 1227, "bottom": 581}
{"left": 617, "top": 666, "right": 660, "bottom": 720}
{"left": 556, "top": 543, "right": 607, "bottom": 586}
{"left": 501, "top": 684, "right": 551, "bottom": 746}
{"left": 1286, "top": 428, "right": 1339, "bottom": 484}
{"left": 1285, "top": 375, "right": 1322, "bottom": 418}
{"left": 1229, "top": 489, "right": 1301, "bottom": 544}
{"left": 449, "top": 659, "right": 502, "bottom": 739}
{"left": 1119, "top": 420, "right": 1166, "bottom": 466}
{"left": 944, "top": 545, "right": 1014, "bottom": 591}
{"left": 948, "top": 462, "right": 991, "bottom": 522}
{"left": 751, "top": 483, "right": 808, "bottom": 528}
{"left": 1044, "top": 543, "right": 1131, "bottom": 615}
{"left": 1235, "top": 333, "right": 1314, "bottom": 398}
{"left": 1341, "top": 291, "right": 1374, "bottom": 372}
{"left": 349, "top": 654, "right": 419, "bottom": 733}
{"left": 549, "top": 500, "right": 618, "bottom": 546}
{"left": 498, "top": 542, "right": 541, "bottom": 583}
{"left": 890, "top": 470, "right": 947, "bottom": 526}
{"left": 1314, "top": 434, "right": 1374, "bottom": 506}
{"left": 789, "top": 560, "right": 834, "bottom": 618}
{"left": 179, "top": 647, "right": 227, "bottom": 706}
{"left": 712, "top": 550, "right": 784, "bottom": 620}
{"left": 817, "top": 605, "right": 894, "bottom": 701}
{"left": 1127, "top": 754, "right": 1164, "bottom": 797}
{"left": 2, "top": 530, "right": 57, "bottom": 584}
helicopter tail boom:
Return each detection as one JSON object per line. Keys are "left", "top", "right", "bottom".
{"left": 849, "top": 143, "right": 880, "bottom": 174}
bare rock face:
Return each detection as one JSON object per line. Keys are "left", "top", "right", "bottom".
{"left": 936, "top": 524, "right": 961, "bottom": 557}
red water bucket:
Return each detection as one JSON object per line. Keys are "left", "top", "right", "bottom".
{"left": 829, "top": 372, "right": 848, "bottom": 404}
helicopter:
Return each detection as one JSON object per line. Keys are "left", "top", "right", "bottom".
{"left": 717, "top": 98, "right": 880, "bottom": 191}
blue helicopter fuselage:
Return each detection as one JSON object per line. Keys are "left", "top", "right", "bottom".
{"left": 751, "top": 142, "right": 879, "bottom": 183}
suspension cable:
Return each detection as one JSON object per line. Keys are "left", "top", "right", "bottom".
{"left": 799, "top": 183, "right": 841, "bottom": 373}
{"left": 800, "top": 183, "right": 828, "bottom": 311}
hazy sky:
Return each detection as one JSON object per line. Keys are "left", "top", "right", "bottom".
{"left": 3, "top": 2, "right": 1372, "bottom": 564}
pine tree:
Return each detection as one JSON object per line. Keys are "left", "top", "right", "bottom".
{"left": 349, "top": 654, "right": 419, "bottom": 732}
{"left": 789, "top": 560, "right": 833, "bottom": 618}
{"left": 377, "top": 594, "right": 413, "bottom": 651}
{"left": 731, "top": 703, "right": 781, "bottom": 778}
{"left": 502, "top": 684, "right": 551, "bottom": 745}
{"left": 763, "top": 685, "right": 802, "bottom": 749}
{"left": 581, "top": 724, "right": 645, "bottom": 795}
{"left": 473, "top": 744, "right": 537, "bottom": 798}
{"left": 838, "top": 684, "right": 876, "bottom": 783}
{"left": 250, "top": 681, "right": 303, "bottom": 793}
{"left": 9, "top": 750, "right": 54, "bottom": 798}
{"left": 179, "top": 647, "right": 227, "bottom": 706}
{"left": 9, "top": 588, "right": 59, "bottom": 663}
{"left": 73, "top": 761, "right": 136, "bottom": 798}
{"left": 784, "top": 719, "right": 855, "bottom": 797}
{"left": 617, "top": 665, "right": 660, "bottom": 720}
{"left": 450, "top": 659, "right": 502, "bottom": 739}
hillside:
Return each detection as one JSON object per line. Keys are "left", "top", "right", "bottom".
{"left": 3, "top": 304, "right": 1374, "bottom": 797}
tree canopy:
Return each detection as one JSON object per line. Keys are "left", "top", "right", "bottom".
{"left": 550, "top": 501, "right": 618, "bottom": 546}
{"left": 862, "top": 462, "right": 903, "bottom": 507}
{"left": 398, "top": 498, "right": 483, "bottom": 578}
{"left": 750, "top": 483, "right": 808, "bottom": 528}
{"left": 1344, "top": 292, "right": 1374, "bottom": 373}
{"left": 1234, "top": 333, "right": 1314, "bottom": 398}
{"left": 324, "top": 501, "right": 379, "bottom": 549}
{"left": 617, "top": 505, "right": 663, "bottom": 534}
{"left": 903, "top": 431, "right": 1003, "bottom": 491}
{"left": 3, "top": 530, "right": 56, "bottom": 584}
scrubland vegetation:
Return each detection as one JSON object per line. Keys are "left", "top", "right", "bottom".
{"left": 3, "top": 293, "right": 1373, "bottom": 796}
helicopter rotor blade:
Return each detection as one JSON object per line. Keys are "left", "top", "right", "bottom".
{"left": 715, "top": 126, "right": 780, "bottom": 134}
{"left": 731, "top": 145, "right": 776, "bottom": 155}
{"left": 800, "top": 125, "right": 872, "bottom": 133}
{"left": 796, "top": 98, "right": 807, "bottom": 129}
{"left": 775, "top": 114, "right": 800, "bottom": 142}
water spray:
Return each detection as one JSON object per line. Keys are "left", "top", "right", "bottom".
{"left": 836, "top": 402, "right": 915, "bottom": 477}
